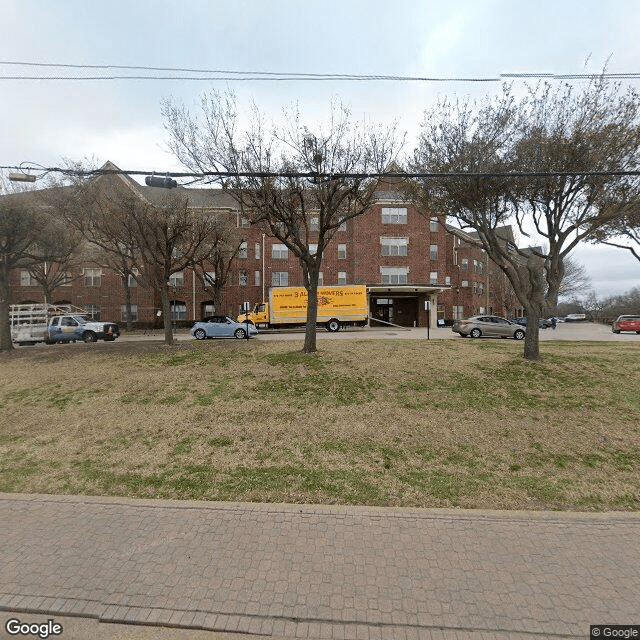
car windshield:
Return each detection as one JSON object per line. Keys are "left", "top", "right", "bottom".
{"left": 73, "top": 315, "right": 90, "bottom": 323}
{"left": 619, "top": 315, "right": 640, "bottom": 320}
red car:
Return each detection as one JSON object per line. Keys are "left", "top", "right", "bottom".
{"left": 612, "top": 315, "right": 640, "bottom": 334}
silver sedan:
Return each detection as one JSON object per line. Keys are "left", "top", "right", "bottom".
{"left": 452, "top": 315, "right": 526, "bottom": 340}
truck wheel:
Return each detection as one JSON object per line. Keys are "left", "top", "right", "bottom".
{"left": 234, "top": 328, "right": 247, "bottom": 339}
{"left": 194, "top": 328, "right": 207, "bottom": 340}
{"left": 326, "top": 319, "right": 341, "bottom": 332}
{"left": 82, "top": 331, "right": 97, "bottom": 343}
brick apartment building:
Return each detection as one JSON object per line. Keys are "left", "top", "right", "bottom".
{"left": 8, "top": 169, "right": 519, "bottom": 328}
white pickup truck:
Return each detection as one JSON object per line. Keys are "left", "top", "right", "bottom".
{"left": 11, "top": 304, "right": 120, "bottom": 345}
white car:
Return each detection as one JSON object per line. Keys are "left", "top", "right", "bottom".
{"left": 191, "top": 316, "right": 259, "bottom": 340}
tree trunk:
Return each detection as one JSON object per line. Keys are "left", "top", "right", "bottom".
{"left": 0, "top": 263, "right": 14, "bottom": 352}
{"left": 157, "top": 280, "right": 174, "bottom": 345}
{"left": 522, "top": 308, "right": 541, "bottom": 362}
{"left": 302, "top": 262, "right": 320, "bottom": 354}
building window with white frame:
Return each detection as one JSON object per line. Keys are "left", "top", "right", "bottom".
{"left": 272, "top": 271, "right": 289, "bottom": 286}
{"left": 239, "top": 215, "right": 251, "bottom": 229}
{"left": 308, "top": 244, "right": 318, "bottom": 256}
{"left": 380, "top": 237, "right": 408, "bottom": 256}
{"left": 338, "top": 219, "right": 347, "bottom": 231}
{"left": 254, "top": 270, "right": 261, "bottom": 286}
{"left": 461, "top": 258, "right": 468, "bottom": 272}
{"left": 169, "top": 271, "right": 184, "bottom": 288}
{"left": 272, "top": 244, "right": 288, "bottom": 259}
{"left": 430, "top": 271, "right": 438, "bottom": 284}
{"left": 204, "top": 271, "right": 216, "bottom": 287}
{"left": 238, "top": 242, "right": 248, "bottom": 259}
{"left": 254, "top": 243, "right": 261, "bottom": 260}
{"left": 318, "top": 271, "right": 324, "bottom": 286}
{"left": 430, "top": 244, "right": 439, "bottom": 261}
{"left": 309, "top": 215, "right": 319, "bottom": 231}
{"left": 381, "top": 207, "right": 407, "bottom": 224}
{"left": 239, "top": 269, "right": 248, "bottom": 286}
{"left": 20, "top": 270, "right": 37, "bottom": 286}
{"left": 119, "top": 304, "right": 137, "bottom": 322}
{"left": 338, "top": 244, "right": 347, "bottom": 259}
{"left": 380, "top": 266, "right": 409, "bottom": 284}
{"left": 170, "top": 301, "right": 187, "bottom": 321}
{"left": 337, "top": 271, "right": 347, "bottom": 285}
{"left": 84, "top": 268, "right": 102, "bottom": 287}
{"left": 430, "top": 217, "right": 439, "bottom": 232}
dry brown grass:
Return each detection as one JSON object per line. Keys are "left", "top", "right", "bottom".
{"left": 1, "top": 338, "right": 639, "bottom": 511}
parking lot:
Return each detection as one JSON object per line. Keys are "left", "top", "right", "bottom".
{"left": 117, "top": 320, "right": 639, "bottom": 343}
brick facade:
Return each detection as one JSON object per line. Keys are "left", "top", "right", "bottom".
{"left": 9, "top": 179, "right": 515, "bottom": 328}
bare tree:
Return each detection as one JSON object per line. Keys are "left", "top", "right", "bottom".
{"left": 411, "top": 79, "right": 640, "bottom": 361}
{"left": 163, "top": 92, "right": 403, "bottom": 353}
{"left": 0, "top": 187, "right": 78, "bottom": 351}
{"left": 558, "top": 257, "right": 592, "bottom": 300}
{"left": 593, "top": 208, "right": 640, "bottom": 262}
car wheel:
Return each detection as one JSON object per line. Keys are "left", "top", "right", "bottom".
{"left": 82, "top": 331, "right": 97, "bottom": 343}
{"left": 469, "top": 328, "right": 482, "bottom": 339}
{"left": 326, "top": 319, "right": 341, "bottom": 332}
{"left": 514, "top": 329, "right": 525, "bottom": 340}
{"left": 613, "top": 330, "right": 620, "bottom": 334}
{"left": 234, "top": 328, "right": 247, "bottom": 339}
{"left": 194, "top": 328, "right": 207, "bottom": 340}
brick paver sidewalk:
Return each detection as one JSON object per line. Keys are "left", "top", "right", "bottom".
{"left": 1, "top": 494, "right": 638, "bottom": 639}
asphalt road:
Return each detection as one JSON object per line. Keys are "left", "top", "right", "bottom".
{"left": 119, "top": 321, "right": 639, "bottom": 343}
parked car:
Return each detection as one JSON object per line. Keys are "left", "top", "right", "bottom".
{"left": 511, "top": 316, "right": 552, "bottom": 329}
{"left": 612, "top": 315, "right": 640, "bottom": 334}
{"left": 565, "top": 313, "right": 587, "bottom": 322}
{"left": 191, "top": 316, "right": 259, "bottom": 340}
{"left": 452, "top": 315, "right": 526, "bottom": 340}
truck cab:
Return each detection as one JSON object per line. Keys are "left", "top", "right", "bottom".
{"left": 46, "top": 315, "right": 120, "bottom": 344}
{"left": 238, "top": 303, "right": 270, "bottom": 328}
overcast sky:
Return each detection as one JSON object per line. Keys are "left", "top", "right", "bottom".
{"left": 1, "top": 0, "right": 639, "bottom": 297}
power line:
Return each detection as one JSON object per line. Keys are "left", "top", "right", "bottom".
{"left": 0, "top": 60, "right": 639, "bottom": 82}
{"left": 3, "top": 164, "right": 640, "bottom": 181}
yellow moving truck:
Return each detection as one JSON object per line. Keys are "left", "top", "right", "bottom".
{"left": 238, "top": 285, "right": 369, "bottom": 332}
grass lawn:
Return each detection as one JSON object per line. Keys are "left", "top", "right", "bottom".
{"left": 1, "top": 338, "right": 638, "bottom": 511}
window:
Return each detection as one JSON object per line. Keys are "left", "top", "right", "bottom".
{"left": 84, "top": 268, "right": 101, "bottom": 287}
{"left": 338, "top": 219, "right": 347, "bottom": 231}
{"left": 272, "top": 271, "right": 289, "bottom": 286}
{"left": 317, "top": 271, "right": 324, "bottom": 286}
{"left": 238, "top": 242, "right": 248, "bottom": 259}
{"left": 338, "top": 244, "right": 347, "bottom": 259}
{"left": 430, "top": 244, "right": 439, "bottom": 261}
{"left": 309, "top": 216, "right": 319, "bottom": 231}
{"left": 272, "top": 244, "right": 288, "bottom": 259}
{"left": 461, "top": 258, "right": 468, "bottom": 272}
{"left": 308, "top": 244, "right": 318, "bottom": 256}
{"left": 381, "top": 207, "right": 407, "bottom": 224}
{"left": 254, "top": 243, "right": 261, "bottom": 260}
{"left": 170, "top": 301, "right": 187, "bottom": 321}
{"left": 445, "top": 276, "right": 451, "bottom": 285}
{"left": 204, "top": 271, "right": 216, "bottom": 287}
{"left": 20, "top": 270, "right": 37, "bottom": 286}
{"left": 86, "top": 304, "right": 101, "bottom": 321}
{"left": 169, "top": 272, "right": 184, "bottom": 288}
{"left": 380, "top": 266, "right": 409, "bottom": 284}
{"left": 453, "top": 305, "right": 464, "bottom": 320}
{"left": 60, "top": 272, "right": 72, "bottom": 286}
{"left": 119, "top": 304, "right": 137, "bottom": 322}
{"left": 430, "top": 217, "right": 439, "bottom": 232}
{"left": 380, "top": 237, "right": 408, "bottom": 256}
{"left": 461, "top": 280, "right": 469, "bottom": 288}
{"left": 476, "top": 260, "right": 484, "bottom": 275}
{"left": 254, "top": 270, "right": 261, "bottom": 286}
{"left": 337, "top": 271, "right": 347, "bottom": 285}
{"left": 239, "top": 269, "right": 248, "bottom": 286}
{"left": 123, "top": 268, "right": 139, "bottom": 288}
{"left": 239, "top": 216, "right": 250, "bottom": 229}
{"left": 430, "top": 272, "right": 438, "bottom": 284}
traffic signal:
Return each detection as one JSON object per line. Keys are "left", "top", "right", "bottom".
{"left": 145, "top": 175, "right": 178, "bottom": 189}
